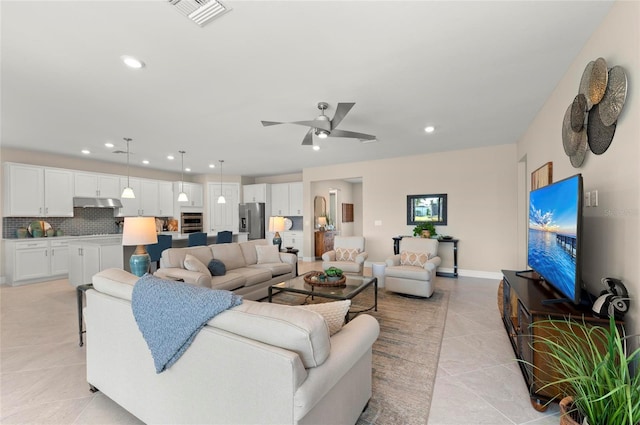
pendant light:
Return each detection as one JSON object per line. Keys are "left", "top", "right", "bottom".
{"left": 177, "top": 150, "right": 189, "bottom": 202}
{"left": 217, "top": 160, "right": 226, "bottom": 204}
{"left": 121, "top": 137, "right": 135, "bottom": 199}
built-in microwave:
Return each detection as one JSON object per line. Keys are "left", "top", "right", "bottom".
{"left": 181, "top": 212, "right": 203, "bottom": 233}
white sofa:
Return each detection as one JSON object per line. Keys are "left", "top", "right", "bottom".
{"left": 86, "top": 268, "right": 380, "bottom": 425}
{"left": 156, "top": 239, "right": 297, "bottom": 300}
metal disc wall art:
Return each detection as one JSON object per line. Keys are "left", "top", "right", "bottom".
{"left": 569, "top": 131, "right": 588, "bottom": 168}
{"left": 578, "top": 61, "right": 595, "bottom": 109}
{"left": 598, "top": 65, "right": 627, "bottom": 126}
{"left": 564, "top": 58, "right": 626, "bottom": 167}
{"left": 587, "top": 103, "right": 617, "bottom": 155}
{"left": 570, "top": 94, "right": 587, "bottom": 131}
{"left": 563, "top": 104, "right": 583, "bottom": 156}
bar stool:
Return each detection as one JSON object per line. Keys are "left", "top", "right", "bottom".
{"left": 188, "top": 232, "right": 207, "bottom": 247}
{"left": 216, "top": 231, "right": 233, "bottom": 244}
{"left": 147, "top": 234, "right": 173, "bottom": 271}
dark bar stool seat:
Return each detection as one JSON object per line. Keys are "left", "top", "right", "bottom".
{"left": 147, "top": 234, "right": 173, "bottom": 270}
{"left": 216, "top": 231, "right": 233, "bottom": 244}
{"left": 188, "top": 232, "right": 207, "bottom": 247}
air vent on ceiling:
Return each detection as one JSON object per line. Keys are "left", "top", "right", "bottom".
{"left": 168, "top": 0, "right": 231, "bottom": 27}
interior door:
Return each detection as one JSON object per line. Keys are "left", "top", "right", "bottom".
{"left": 208, "top": 183, "right": 239, "bottom": 233}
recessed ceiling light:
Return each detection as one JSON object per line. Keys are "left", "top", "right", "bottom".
{"left": 185, "top": 168, "right": 191, "bottom": 172}
{"left": 142, "top": 160, "right": 149, "bottom": 165}
{"left": 424, "top": 126, "right": 435, "bottom": 133}
{"left": 104, "top": 142, "right": 114, "bottom": 148}
{"left": 313, "top": 145, "right": 320, "bottom": 151}
{"left": 167, "top": 155, "right": 175, "bottom": 160}
{"left": 81, "top": 149, "right": 90, "bottom": 154}
{"left": 209, "top": 163, "right": 215, "bottom": 168}
{"left": 121, "top": 55, "right": 145, "bottom": 69}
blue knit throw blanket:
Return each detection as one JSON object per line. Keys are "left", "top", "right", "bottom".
{"left": 132, "top": 274, "right": 243, "bottom": 373}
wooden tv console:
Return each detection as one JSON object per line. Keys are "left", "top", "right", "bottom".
{"left": 500, "top": 270, "right": 615, "bottom": 411}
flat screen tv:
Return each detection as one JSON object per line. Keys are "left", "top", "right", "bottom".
{"left": 526, "top": 174, "right": 583, "bottom": 304}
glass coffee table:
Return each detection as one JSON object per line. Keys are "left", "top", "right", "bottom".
{"left": 268, "top": 273, "right": 377, "bottom": 322}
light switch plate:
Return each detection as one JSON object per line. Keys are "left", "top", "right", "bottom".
{"left": 374, "top": 220, "right": 382, "bottom": 226}
{"left": 592, "top": 190, "right": 598, "bottom": 207}
{"left": 584, "top": 192, "right": 591, "bottom": 207}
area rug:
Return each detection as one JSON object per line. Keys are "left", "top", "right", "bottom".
{"left": 270, "top": 280, "right": 451, "bottom": 425}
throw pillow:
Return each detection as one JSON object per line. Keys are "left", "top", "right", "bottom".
{"left": 207, "top": 259, "right": 226, "bottom": 276}
{"left": 184, "top": 254, "right": 211, "bottom": 275}
{"left": 255, "top": 244, "right": 281, "bottom": 264}
{"left": 400, "top": 250, "right": 430, "bottom": 267}
{"left": 335, "top": 247, "right": 361, "bottom": 262}
{"left": 295, "top": 300, "right": 351, "bottom": 336}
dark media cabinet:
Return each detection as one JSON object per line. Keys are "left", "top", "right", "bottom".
{"left": 500, "top": 270, "right": 616, "bottom": 410}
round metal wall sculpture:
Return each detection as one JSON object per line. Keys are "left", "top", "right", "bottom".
{"left": 598, "top": 65, "right": 627, "bottom": 126}
{"left": 587, "top": 104, "right": 617, "bottom": 155}
{"left": 563, "top": 58, "right": 627, "bottom": 167}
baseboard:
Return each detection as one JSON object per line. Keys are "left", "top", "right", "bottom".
{"left": 455, "top": 269, "right": 503, "bottom": 280}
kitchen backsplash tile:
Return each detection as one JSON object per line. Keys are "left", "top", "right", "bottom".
{"left": 3, "top": 208, "right": 122, "bottom": 238}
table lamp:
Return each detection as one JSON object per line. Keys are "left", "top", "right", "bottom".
{"left": 268, "top": 216, "right": 286, "bottom": 252}
{"left": 122, "top": 216, "right": 158, "bottom": 277}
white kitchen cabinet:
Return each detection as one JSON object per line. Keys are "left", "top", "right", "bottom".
{"left": 283, "top": 231, "right": 303, "bottom": 257}
{"left": 68, "top": 239, "right": 123, "bottom": 287}
{"left": 118, "top": 178, "right": 159, "bottom": 216}
{"left": 3, "top": 163, "right": 73, "bottom": 217}
{"left": 289, "top": 182, "right": 303, "bottom": 215}
{"left": 49, "top": 240, "right": 70, "bottom": 275}
{"left": 270, "top": 182, "right": 303, "bottom": 216}
{"left": 174, "top": 182, "right": 204, "bottom": 208}
{"left": 74, "top": 172, "right": 121, "bottom": 198}
{"left": 270, "top": 183, "right": 289, "bottom": 216}
{"left": 158, "top": 181, "right": 174, "bottom": 217}
{"left": 4, "top": 239, "right": 71, "bottom": 285}
{"left": 243, "top": 184, "right": 270, "bottom": 203}
{"left": 207, "top": 183, "right": 240, "bottom": 233}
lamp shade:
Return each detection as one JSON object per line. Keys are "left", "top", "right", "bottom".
{"left": 318, "top": 216, "right": 327, "bottom": 226}
{"left": 268, "top": 216, "right": 286, "bottom": 233}
{"left": 122, "top": 217, "right": 158, "bottom": 246}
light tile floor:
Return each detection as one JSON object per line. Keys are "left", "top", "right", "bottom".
{"left": 0, "top": 263, "right": 560, "bottom": 424}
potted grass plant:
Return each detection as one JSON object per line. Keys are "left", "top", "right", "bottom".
{"left": 530, "top": 314, "right": 639, "bottom": 425}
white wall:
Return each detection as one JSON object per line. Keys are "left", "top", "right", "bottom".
{"left": 304, "top": 143, "right": 518, "bottom": 276}
{"left": 517, "top": 1, "right": 639, "bottom": 336}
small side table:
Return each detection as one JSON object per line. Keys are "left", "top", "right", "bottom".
{"left": 282, "top": 248, "right": 300, "bottom": 276}
{"left": 371, "top": 262, "right": 386, "bottom": 288}
{"left": 76, "top": 283, "right": 93, "bottom": 347}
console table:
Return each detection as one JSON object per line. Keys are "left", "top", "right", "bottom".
{"left": 392, "top": 236, "right": 458, "bottom": 277}
{"left": 500, "top": 270, "right": 617, "bottom": 410}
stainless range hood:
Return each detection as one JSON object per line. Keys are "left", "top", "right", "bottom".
{"left": 73, "top": 197, "right": 123, "bottom": 208}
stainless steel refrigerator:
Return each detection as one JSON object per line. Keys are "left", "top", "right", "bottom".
{"left": 238, "top": 203, "right": 266, "bottom": 240}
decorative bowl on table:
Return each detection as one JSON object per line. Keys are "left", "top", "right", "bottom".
{"left": 303, "top": 271, "right": 346, "bottom": 287}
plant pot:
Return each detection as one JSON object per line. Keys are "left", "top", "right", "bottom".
{"left": 421, "top": 230, "right": 431, "bottom": 238}
{"left": 327, "top": 276, "right": 341, "bottom": 282}
{"left": 559, "top": 396, "right": 585, "bottom": 425}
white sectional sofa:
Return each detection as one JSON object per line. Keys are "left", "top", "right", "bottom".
{"left": 155, "top": 239, "right": 297, "bottom": 300}
{"left": 86, "top": 268, "right": 380, "bottom": 425}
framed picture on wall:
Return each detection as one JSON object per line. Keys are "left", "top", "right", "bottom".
{"left": 531, "top": 162, "right": 553, "bottom": 190}
{"left": 406, "top": 194, "right": 447, "bottom": 225}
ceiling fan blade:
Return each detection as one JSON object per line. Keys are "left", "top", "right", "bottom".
{"left": 328, "top": 129, "right": 376, "bottom": 140}
{"left": 331, "top": 103, "right": 355, "bottom": 128}
{"left": 261, "top": 121, "right": 284, "bottom": 127}
{"left": 301, "top": 128, "right": 314, "bottom": 146}
{"left": 289, "top": 120, "right": 331, "bottom": 131}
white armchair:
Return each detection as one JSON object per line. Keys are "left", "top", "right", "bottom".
{"left": 322, "top": 236, "right": 368, "bottom": 275}
{"left": 384, "top": 237, "right": 441, "bottom": 298}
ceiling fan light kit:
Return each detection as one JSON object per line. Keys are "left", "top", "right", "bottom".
{"left": 261, "top": 101, "right": 376, "bottom": 146}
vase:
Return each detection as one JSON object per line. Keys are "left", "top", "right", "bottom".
{"left": 16, "top": 227, "right": 28, "bottom": 238}
{"left": 421, "top": 230, "right": 431, "bottom": 238}
{"left": 559, "top": 396, "right": 585, "bottom": 425}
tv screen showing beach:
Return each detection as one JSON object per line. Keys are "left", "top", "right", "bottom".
{"left": 527, "top": 175, "right": 581, "bottom": 302}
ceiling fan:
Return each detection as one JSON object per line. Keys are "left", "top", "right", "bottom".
{"left": 261, "top": 102, "right": 376, "bottom": 146}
